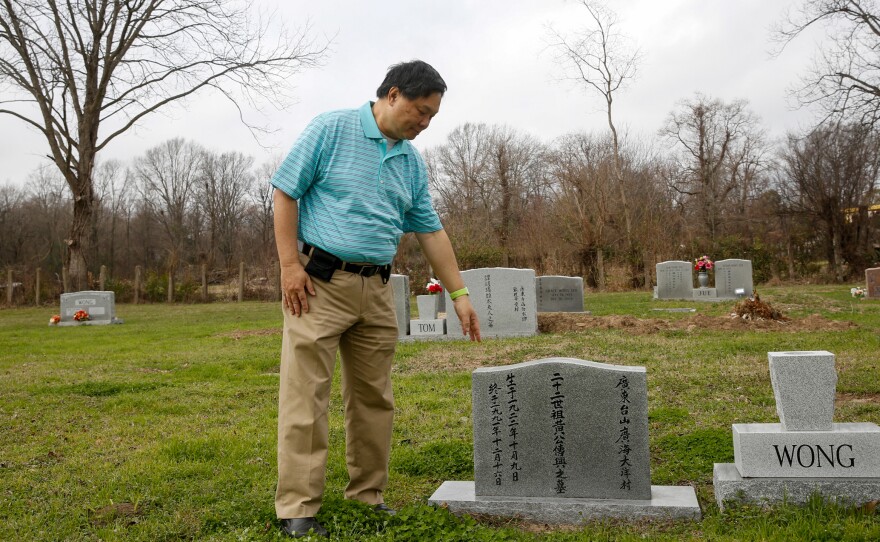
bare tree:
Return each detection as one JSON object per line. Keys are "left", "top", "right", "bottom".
{"left": 661, "top": 94, "right": 766, "bottom": 249}
{"left": 775, "top": 1, "right": 880, "bottom": 126}
{"left": 0, "top": 0, "right": 327, "bottom": 289}
{"left": 135, "top": 138, "right": 202, "bottom": 276}
{"left": 247, "top": 158, "right": 281, "bottom": 265}
{"left": 200, "top": 149, "right": 253, "bottom": 269}
{"left": 547, "top": 0, "right": 643, "bottom": 284}
{"left": 779, "top": 123, "right": 880, "bottom": 280}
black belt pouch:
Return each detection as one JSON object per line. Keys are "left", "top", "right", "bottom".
{"left": 304, "top": 247, "right": 338, "bottom": 282}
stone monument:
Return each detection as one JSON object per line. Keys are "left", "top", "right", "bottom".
{"left": 390, "top": 274, "right": 410, "bottom": 338}
{"left": 429, "top": 358, "right": 701, "bottom": 523}
{"left": 54, "top": 291, "right": 122, "bottom": 326}
{"left": 655, "top": 261, "right": 693, "bottom": 300}
{"left": 535, "top": 276, "right": 586, "bottom": 313}
{"left": 714, "top": 259, "right": 754, "bottom": 299}
{"left": 714, "top": 351, "right": 880, "bottom": 510}
{"left": 444, "top": 268, "right": 538, "bottom": 339}
{"left": 866, "top": 267, "right": 880, "bottom": 300}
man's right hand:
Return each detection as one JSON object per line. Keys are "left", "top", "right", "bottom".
{"left": 281, "top": 262, "right": 316, "bottom": 317}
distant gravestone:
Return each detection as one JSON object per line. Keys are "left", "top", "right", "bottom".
{"left": 535, "top": 276, "right": 585, "bottom": 312}
{"left": 714, "top": 350, "right": 880, "bottom": 510}
{"left": 655, "top": 261, "right": 693, "bottom": 300}
{"left": 429, "top": 358, "right": 701, "bottom": 523}
{"left": 445, "top": 268, "right": 538, "bottom": 338}
{"left": 866, "top": 267, "right": 880, "bottom": 299}
{"left": 56, "top": 291, "right": 121, "bottom": 326}
{"left": 714, "top": 259, "right": 753, "bottom": 299}
{"left": 390, "top": 274, "right": 410, "bottom": 338}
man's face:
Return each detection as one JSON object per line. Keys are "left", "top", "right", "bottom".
{"left": 386, "top": 88, "right": 441, "bottom": 140}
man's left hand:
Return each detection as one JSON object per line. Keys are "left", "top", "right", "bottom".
{"left": 453, "top": 296, "right": 481, "bottom": 342}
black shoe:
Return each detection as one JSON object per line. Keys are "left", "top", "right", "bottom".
{"left": 280, "top": 517, "right": 328, "bottom": 538}
{"left": 374, "top": 503, "right": 397, "bottom": 516}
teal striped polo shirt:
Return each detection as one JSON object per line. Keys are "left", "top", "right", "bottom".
{"left": 270, "top": 102, "right": 442, "bottom": 265}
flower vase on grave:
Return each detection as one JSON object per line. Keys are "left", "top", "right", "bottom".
{"left": 416, "top": 295, "right": 438, "bottom": 319}
{"left": 697, "top": 272, "right": 709, "bottom": 288}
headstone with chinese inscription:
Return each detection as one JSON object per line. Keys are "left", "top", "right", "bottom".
{"left": 429, "top": 358, "right": 701, "bottom": 523}
{"left": 714, "top": 259, "right": 754, "bottom": 299}
{"left": 55, "top": 291, "right": 122, "bottom": 326}
{"left": 714, "top": 351, "right": 880, "bottom": 510}
{"left": 535, "top": 276, "right": 585, "bottom": 313}
{"left": 655, "top": 261, "right": 693, "bottom": 300}
{"left": 444, "top": 268, "right": 538, "bottom": 339}
{"left": 390, "top": 274, "right": 410, "bottom": 338}
{"left": 866, "top": 267, "right": 880, "bottom": 300}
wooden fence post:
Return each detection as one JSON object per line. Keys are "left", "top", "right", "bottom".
{"left": 134, "top": 266, "right": 141, "bottom": 304}
{"left": 99, "top": 265, "right": 107, "bottom": 291}
{"left": 35, "top": 268, "right": 41, "bottom": 306}
{"left": 62, "top": 267, "right": 69, "bottom": 293}
{"left": 6, "top": 268, "right": 12, "bottom": 305}
{"left": 167, "top": 273, "right": 173, "bottom": 303}
{"left": 238, "top": 262, "right": 245, "bottom": 302}
{"left": 201, "top": 264, "right": 208, "bottom": 302}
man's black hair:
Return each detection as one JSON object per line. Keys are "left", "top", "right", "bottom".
{"left": 376, "top": 60, "right": 447, "bottom": 100}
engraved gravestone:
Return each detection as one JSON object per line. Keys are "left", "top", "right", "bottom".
{"left": 714, "top": 259, "right": 753, "bottom": 299}
{"left": 714, "top": 351, "right": 880, "bottom": 509}
{"left": 445, "top": 268, "right": 538, "bottom": 338}
{"left": 429, "top": 358, "right": 701, "bottom": 523}
{"left": 56, "top": 291, "right": 120, "bottom": 326}
{"left": 866, "top": 267, "right": 880, "bottom": 299}
{"left": 390, "top": 274, "right": 410, "bottom": 338}
{"left": 535, "top": 276, "right": 585, "bottom": 312}
{"left": 655, "top": 261, "right": 693, "bottom": 300}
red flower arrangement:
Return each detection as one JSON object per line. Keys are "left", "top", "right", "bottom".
{"left": 426, "top": 278, "right": 443, "bottom": 295}
{"left": 73, "top": 309, "right": 90, "bottom": 322}
{"left": 694, "top": 256, "right": 714, "bottom": 272}
{"left": 49, "top": 314, "right": 61, "bottom": 325}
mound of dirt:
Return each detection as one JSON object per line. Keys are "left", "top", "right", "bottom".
{"left": 538, "top": 312, "right": 858, "bottom": 334}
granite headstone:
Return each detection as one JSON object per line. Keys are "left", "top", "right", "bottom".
{"left": 866, "top": 267, "right": 880, "bottom": 299}
{"left": 714, "top": 259, "right": 754, "bottom": 299}
{"left": 655, "top": 261, "right": 693, "bottom": 300}
{"left": 56, "top": 291, "right": 120, "bottom": 326}
{"left": 390, "top": 274, "right": 410, "bottom": 338}
{"left": 769, "top": 351, "right": 836, "bottom": 431}
{"left": 535, "top": 276, "right": 585, "bottom": 312}
{"left": 445, "top": 268, "right": 538, "bottom": 338}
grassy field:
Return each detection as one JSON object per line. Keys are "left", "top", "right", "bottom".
{"left": 1, "top": 286, "right": 879, "bottom": 541}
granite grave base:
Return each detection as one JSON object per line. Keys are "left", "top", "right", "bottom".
{"left": 429, "top": 481, "right": 701, "bottom": 523}
{"left": 713, "top": 463, "right": 880, "bottom": 511}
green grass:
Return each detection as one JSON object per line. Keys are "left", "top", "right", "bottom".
{"left": 1, "top": 286, "right": 879, "bottom": 541}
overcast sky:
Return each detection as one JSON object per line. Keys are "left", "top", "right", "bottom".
{"left": 0, "top": 0, "right": 827, "bottom": 187}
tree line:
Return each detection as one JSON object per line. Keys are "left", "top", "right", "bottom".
{"left": 2, "top": 96, "right": 878, "bottom": 301}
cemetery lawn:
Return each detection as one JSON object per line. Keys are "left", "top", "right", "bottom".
{"left": 1, "top": 285, "right": 879, "bottom": 541}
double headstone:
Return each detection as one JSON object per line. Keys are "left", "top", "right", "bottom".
{"left": 535, "top": 276, "right": 585, "bottom": 313}
{"left": 429, "top": 358, "right": 701, "bottom": 523}
{"left": 55, "top": 291, "right": 122, "bottom": 326}
{"left": 445, "top": 268, "right": 538, "bottom": 339}
{"left": 714, "top": 351, "right": 880, "bottom": 509}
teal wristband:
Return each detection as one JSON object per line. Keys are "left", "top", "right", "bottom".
{"left": 449, "top": 287, "right": 469, "bottom": 300}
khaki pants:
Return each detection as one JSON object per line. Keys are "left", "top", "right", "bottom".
{"left": 275, "top": 254, "right": 398, "bottom": 519}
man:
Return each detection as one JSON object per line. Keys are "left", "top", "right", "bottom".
{"left": 271, "top": 60, "right": 481, "bottom": 539}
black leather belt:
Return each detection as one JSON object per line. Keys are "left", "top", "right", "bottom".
{"left": 302, "top": 242, "right": 389, "bottom": 278}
